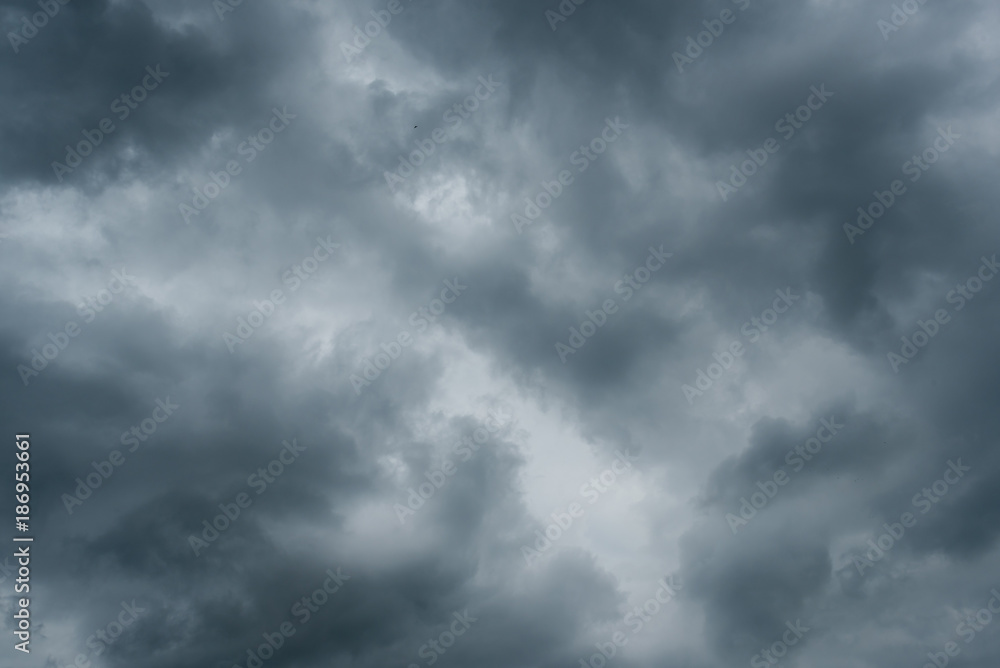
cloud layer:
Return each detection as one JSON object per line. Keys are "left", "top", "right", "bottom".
{"left": 1, "top": 0, "right": 999, "bottom": 667}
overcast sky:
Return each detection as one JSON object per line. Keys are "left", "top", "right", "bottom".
{"left": 2, "top": 0, "right": 1000, "bottom": 667}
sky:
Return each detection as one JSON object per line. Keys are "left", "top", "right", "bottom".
{"left": 1, "top": 0, "right": 999, "bottom": 667}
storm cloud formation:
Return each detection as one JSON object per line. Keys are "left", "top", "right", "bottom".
{"left": 1, "top": 0, "right": 999, "bottom": 667}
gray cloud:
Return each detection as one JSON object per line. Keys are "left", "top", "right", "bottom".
{"left": 1, "top": 0, "right": 999, "bottom": 667}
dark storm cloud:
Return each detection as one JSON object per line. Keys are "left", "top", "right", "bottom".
{"left": 0, "top": 0, "right": 317, "bottom": 186}
{"left": 1, "top": 0, "right": 999, "bottom": 667}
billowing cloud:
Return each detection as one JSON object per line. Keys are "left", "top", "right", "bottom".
{"left": 1, "top": 0, "right": 999, "bottom": 667}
